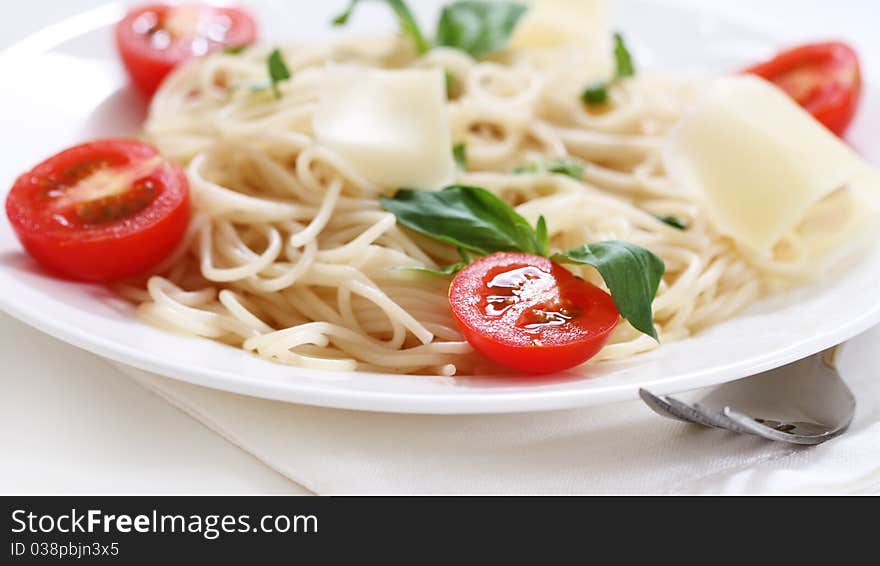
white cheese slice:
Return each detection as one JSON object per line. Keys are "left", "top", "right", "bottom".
{"left": 509, "top": 0, "right": 609, "bottom": 54}
{"left": 313, "top": 67, "right": 455, "bottom": 190}
{"left": 665, "top": 75, "right": 872, "bottom": 253}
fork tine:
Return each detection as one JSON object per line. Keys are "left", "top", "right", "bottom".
{"left": 663, "top": 396, "right": 731, "bottom": 430}
{"left": 640, "top": 389, "right": 731, "bottom": 430}
{"left": 640, "top": 390, "right": 787, "bottom": 437}
{"left": 722, "top": 407, "right": 849, "bottom": 446}
{"left": 639, "top": 389, "right": 693, "bottom": 423}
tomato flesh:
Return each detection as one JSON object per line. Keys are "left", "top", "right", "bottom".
{"left": 449, "top": 253, "right": 620, "bottom": 374}
{"left": 115, "top": 3, "right": 258, "bottom": 96}
{"left": 744, "top": 41, "right": 862, "bottom": 136}
{"left": 5, "top": 139, "right": 190, "bottom": 282}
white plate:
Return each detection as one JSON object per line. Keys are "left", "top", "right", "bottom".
{"left": 1, "top": 0, "right": 879, "bottom": 414}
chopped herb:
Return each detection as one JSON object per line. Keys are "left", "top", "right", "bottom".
{"left": 514, "top": 157, "right": 585, "bottom": 180}
{"left": 267, "top": 49, "right": 292, "bottom": 99}
{"left": 581, "top": 82, "right": 609, "bottom": 105}
{"left": 453, "top": 143, "right": 468, "bottom": 170}
{"left": 444, "top": 69, "right": 458, "bottom": 99}
{"left": 332, "top": 0, "right": 431, "bottom": 55}
{"left": 581, "top": 31, "right": 636, "bottom": 106}
{"left": 399, "top": 248, "right": 472, "bottom": 276}
{"left": 332, "top": 0, "right": 529, "bottom": 60}
{"left": 435, "top": 1, "right": 528, "bottom": 59}
{"left": 223, "top": 45, "right": 249, "bottom": 55}
{"left": 655, "top": 214, "right": 688, "bottom": 230}
{"left": 613, "top": 32, "right": 636, "bottom": 78}
{"left": 244, "top": 50, "right": 292, "bottom": 97}
{"left": 535, "top": 215, "right": 549, "bottom": 257}
{"left": 331, "top": 1, "right": 356, "bottom": 25}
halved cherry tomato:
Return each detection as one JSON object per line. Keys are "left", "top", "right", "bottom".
{"left": 449, "top": 253, "right": 620, "bottom": 374}
{"left": 744, "top": 41, "right": 862, "bottom": 136}
{"left": 5, "top": 139, "right": 190, "bottom": 282}
{"left": 115, "top": 3, "right": 258, "bottom": 96}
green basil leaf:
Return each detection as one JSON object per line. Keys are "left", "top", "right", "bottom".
{"left": 655, "top": 214, "right": 688, "bottom": 230}
{"left": 613, "top": 32, "right": 635, "bottom": 78}
{"left": 267, "top": 49, "right": 292, "bottom": 98}
{"left": 514, "top": 157, "right": 585, "bottom": 180}
{"left": 398, "top": 248, "right": 471, "bottom": 276}
{"left": 331, "top": 1, "right": 356, "bottom": 25}
{"left": 332, "top": 0, "right": 431, "bottom": 55}
{"left": 582, "top": 81, "right": 609, "bottom": 106}
{"left": 453, "top": 143, "right": 468, "bottom": 170}
{"left": 552, "top": 241, "right": 665, "bottom": 340}
{"left": 535, "top": 215, "right": 549, "bottom": 257}
{"left": 243, "top": 51, "right": 292, "bottom": 97}
{"left": 400, "top": 263, "right": 467, "bottom": 276}
{"left": 223, "top": 44, "right": 249, "bottom": 55}
{"left": 436, "top": 1, "right": 528, "bottom": 59}
{"left": 581, "top": 32, "right": 635, "bottom": 108}
{"left": 380, "top": 185, "right": 542, "bottom": 256}
{"left": 444, "top": 69, "right": 459, "bottom": 99}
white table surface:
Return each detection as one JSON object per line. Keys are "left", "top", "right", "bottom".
{"left": 1, "top": 0, "right": 876, "bottom": 494}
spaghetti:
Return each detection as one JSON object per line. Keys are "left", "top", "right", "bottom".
{"left": 126, "top": 37, "right": 860, "bottom": 375}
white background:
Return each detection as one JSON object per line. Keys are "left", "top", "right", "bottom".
{"left": 1, "top": 0, "right": 876, "bottom": 493}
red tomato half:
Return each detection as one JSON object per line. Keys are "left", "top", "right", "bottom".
{"left": 115, "top": 3, "right": 258, "bottom": 96}
{"left": 6, "top": 139, "right": 190, "bottom": 282}
{"left": 449, "top": 253, "right": 620, "bottom": 374}
{"left": 744, "top": 41, "right": 862, "bottom": 136}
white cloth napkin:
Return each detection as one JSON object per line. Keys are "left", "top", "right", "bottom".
{"left": 114, "top": 325, "right": 880, "bottom": 494}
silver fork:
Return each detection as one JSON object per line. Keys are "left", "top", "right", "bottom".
{"left": 639, "top": 347, "right": 855, "bottom": 445}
